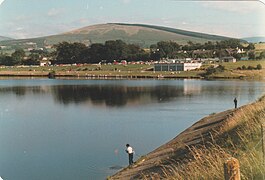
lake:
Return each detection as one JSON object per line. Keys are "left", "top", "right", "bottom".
{"left": 0, "top": 78, "right": 264, "bottom": 180}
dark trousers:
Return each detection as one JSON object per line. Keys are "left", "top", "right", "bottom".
{"left": 128, "top": 153, "right": 133, "bottom": 165}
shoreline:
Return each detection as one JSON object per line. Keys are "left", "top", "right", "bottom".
{"left": 0, "top": 70, "right": 263, "bottom": 80}
{"left": 109, "top": 95, "right": 265, "bottom": 179}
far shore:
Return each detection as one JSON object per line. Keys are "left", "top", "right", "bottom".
{"left": 0, "top": 61, "right": 264, "bottom": 80}
{"left": 0, "top": 69, "right": 264, "bottom": 80}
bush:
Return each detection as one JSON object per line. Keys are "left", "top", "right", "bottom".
{"left": 242, "top": 65, "right": 247, "bottom": 70}
{"left": 256, "top": 64, "right": 262, "bottom": 70}
{"left": 247, "top": 66, "right": 255, "bottom": 70}
{"left": 205, "top": 66, "right": 215, "bottom": 75}
{"left": 205, "top": 65, "right": 225, "bottom": 76}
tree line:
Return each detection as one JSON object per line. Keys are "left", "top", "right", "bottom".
{"left": 53, "top": 40, "right": 149, "bottom": 64}
{"left": 0, "top": 39, "right": 264, "bottom": 66}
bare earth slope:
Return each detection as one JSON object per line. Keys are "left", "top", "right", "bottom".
{"left": 110, "top": 108, "right": 238, "bottom": 179}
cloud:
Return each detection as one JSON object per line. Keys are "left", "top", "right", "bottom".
{"left": 121, "top": 0, "right": 131, "bottom": 4}
{"left": 15, "top": 27, "right": 24, "bottom": 31}
{"left": 0, "top": 0, "right": 4, "bottom": 6}
{"left": 200, "top": 1, "right": 264, "bottom": 14}
{"left": 47, "top": 8, "right": 65, "bottom": 17}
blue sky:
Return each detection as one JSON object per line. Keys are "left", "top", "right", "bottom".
{"left": 0, "top": 0, "right": 264, "bottom": 39}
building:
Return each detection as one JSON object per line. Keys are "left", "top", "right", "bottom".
{"left": 154, "top": 62, "right": 202, "bottom": 71}
{"left": 40, "top": 60, "right": 51, "bottom": 66}
{"left": 220, "top": 57, "right": 236, "bottom": 63}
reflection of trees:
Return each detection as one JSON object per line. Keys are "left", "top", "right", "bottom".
{"left": 0, "top": 86, "right": 41, "bottom": 96}
{"left": 150, "top": 86, "right": 184, "bottom": 102}
{"left": 0, "top": 85, "right": 186, "bottom": 106}
{"left": 1, "top": 82, "right": 260, "bottom": 107}
{"left": 51, "top": 85, "right": 183, "bottom": 106}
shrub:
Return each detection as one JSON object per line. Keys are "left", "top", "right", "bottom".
{"left": 242, "top": 65, "right": 246, "bottom": 70}
{"left": 256, "top": 64, "right": 262, "bottom": 70}
{"left": 247, "top": 66, "right": 255, "bottom": 70}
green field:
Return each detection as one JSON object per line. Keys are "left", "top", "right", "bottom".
{"left": 219, "top": 60, "right": 265, "bottom": 70}
{"left": 1, "top": 60, "right": 264, "bottom": 79}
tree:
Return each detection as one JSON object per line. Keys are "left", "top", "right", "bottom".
{"left": 22, "top": 53, "right": 40, "bottom": 65}
{"left": 256, "top": 64, "right": 262, "bottom": 70}
{"left": 104, "top": 40, "right": 127, "bottom": 62}
{"left": 88, "top": 43, "right": 106, "bottom": 63}
{"left": 248, "top": 51, "right": 255, "bottom": 60}
{"left": 156, "top": 41, "right": 180, "bottom": 59}
{"left": 11, "top": 49, "right": 25, "bottom": 65}
{"left": 258, "top": 51, "right": 265, "bottom": 60}
{"left": 204, "top": 41, "right": 215, "bottom": 50}
{"left": 246, "top": 43, "right": 255, "bottom": 50}
{"left": 53, "top": 42, "right": 87, "bottom": 64}
{"left": 0, "top": 55, "right": 16, "bottom": 66}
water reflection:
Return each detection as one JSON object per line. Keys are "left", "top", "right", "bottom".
{"left": 0, "top": 85, "right": 188, "bottom": 106}
{"left": 0, "top": 80, "right": 263, "bottom": 107}
{"left": 0, "top": 79, "right": 264, "bottom": 180}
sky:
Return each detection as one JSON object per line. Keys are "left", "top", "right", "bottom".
{"left": 0, "top": 0, "right": 265, "bottom": 39}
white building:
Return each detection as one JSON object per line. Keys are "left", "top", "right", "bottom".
{"left": 154, "top": 62, "right": 202, "bottom": 71}
{"left": 220, "top": 57, "right": 236, "bottom": 63}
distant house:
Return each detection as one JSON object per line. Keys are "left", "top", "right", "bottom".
{"left": 40, "top": 60, "right": 51, "bottom": 66}
{"left": 236, "top": 47, "right": 245, "bottom": 54}
{"left": 240, "top": 57, "right": 249, "bottom": 61}
{"left": 220, "top": 57, "right": 236, "bottom": 63}
{"left": 154, "top": 62, "right": 202, "bottom": 71}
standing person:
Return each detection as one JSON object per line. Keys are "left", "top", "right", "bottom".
{"left": 234, "top": 97, "right": 238, "bottom": 108}
{"left": 125, "top": 144, "right": 134, "bottom": 165}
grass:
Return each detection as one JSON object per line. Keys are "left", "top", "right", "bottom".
{"left": 146, "top": 95, "right": 265, "bottom": 179}
{"left": 219, "top": 60, "right": 265, "bottom": 70}
{"left": 0, "top": 60, "right": 264, "bottom": 79}
{"left": 255, "top": 43, "right": 265, "bottom": 51}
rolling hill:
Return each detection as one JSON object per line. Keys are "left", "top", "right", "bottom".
{"left": 0, "top": 36, "right": 13, "bottom": 42}
{"left": 0, "top": 23, "right": 233, "bottom": 49}
{"left": 243, "top": 36, "right": 265, "bottom": 43}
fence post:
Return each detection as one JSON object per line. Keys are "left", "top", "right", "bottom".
{"left": 261, "top": 122, "right": 265, "bottom": 164}
{"left": 224, "top": 157, "right": 240, "bottom": 180}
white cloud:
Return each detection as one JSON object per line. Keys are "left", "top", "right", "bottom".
{"left": 121, "top": 0, "right": 131, "bottom": 4}
{"left": 201, "top": 1, "right": 264, "bottom": 14}
{"left": 47, "top": 8, "right": 65, "bottom": 17}
{"left": 15, "top": 27, "right": 24, "bottom": 31}
{"left": 0, "top": 0, "right": 5, "bottom": 6}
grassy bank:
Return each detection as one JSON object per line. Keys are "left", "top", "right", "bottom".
{"left": 160, "top": 96, "right": 265, "bottom": 179}
{"left": 110, "top": 95, "right": 265, "bottom": 179}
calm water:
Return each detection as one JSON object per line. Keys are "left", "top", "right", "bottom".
{"left": 0, "top": 78, "right": 264, "bottom": 180}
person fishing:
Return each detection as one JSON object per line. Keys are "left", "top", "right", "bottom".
{"left": 234, "top": 97, "right": 238, "bottom": 108}
{"left": 125, "top": 144, "right": 134, "bottom": 165}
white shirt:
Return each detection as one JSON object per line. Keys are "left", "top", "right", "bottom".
{"left": 127, "top": 146, "right": 133, "bottom": 154}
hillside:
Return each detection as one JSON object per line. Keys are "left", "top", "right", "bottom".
{"left": 243, "top": 36, "right": 265, "bottom": 43}
{"left": 0, "top": 36, "right": 13, "bottom": 42}
{"left": 110, "top": 96, "right": 265, "bottom": 179}
{"left": 0, "top": 23, "right": 232, "bottom": 48}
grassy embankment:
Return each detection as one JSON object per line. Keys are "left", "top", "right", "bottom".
{"left": 209, "top": 60, "right": 265, "bottom": 79}
{"left": 162, "top": 96, "right": 265, "bottom": 179}
{"left": 110, "top": 95, "right": 265, "bottom": 179}
{"left": 0, "top": 60, "right": 264, "bottom": 79}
